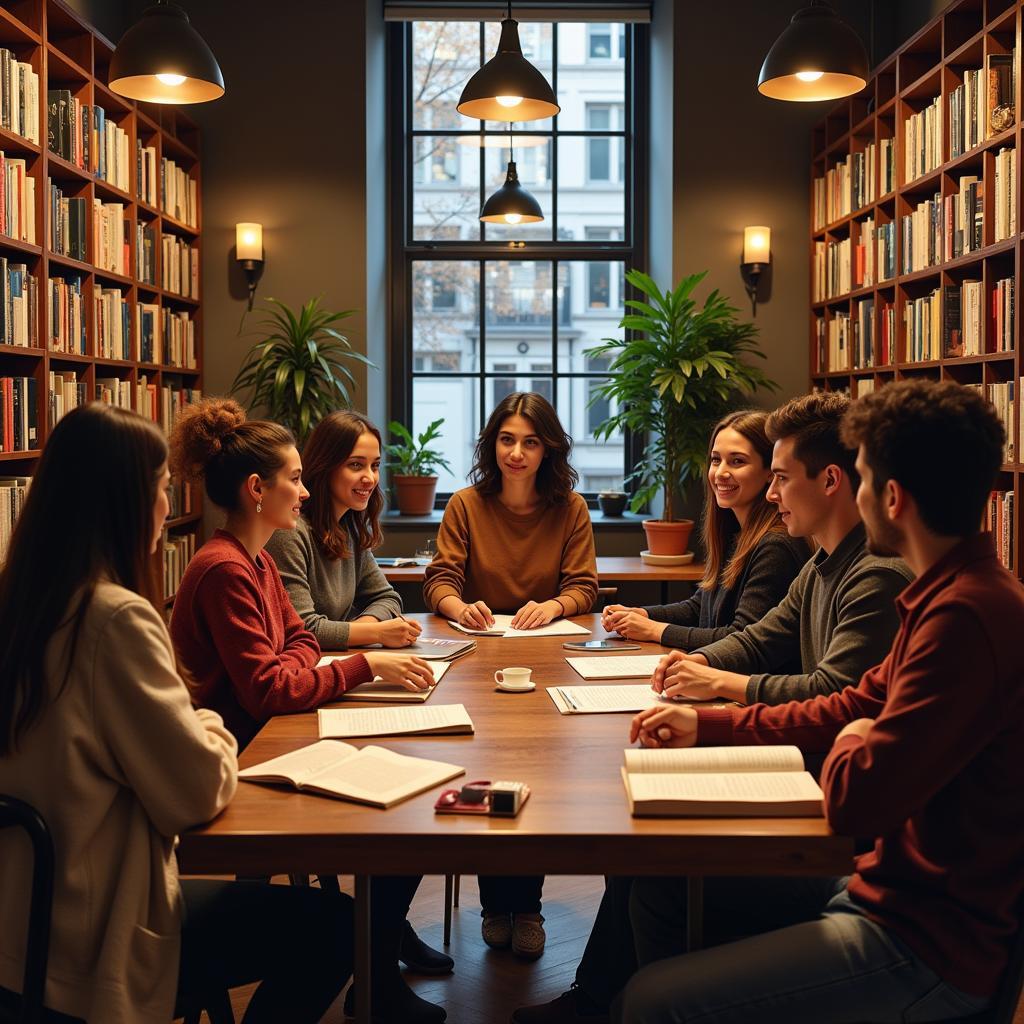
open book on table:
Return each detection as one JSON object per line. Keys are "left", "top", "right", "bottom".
{"left": 621, "top": 745, "right": 824, "bottom": 818}
{"left": 318, "top": 703, "right": 474, "bottom": 738}
{"left": 449, "top": 614, "right": 591, "bottom": 638}
{"left": 317, "top": 655, "right": 450, "bottom": 702}
{"left": 239, "top": 740, "right": 465, "bottom": 809}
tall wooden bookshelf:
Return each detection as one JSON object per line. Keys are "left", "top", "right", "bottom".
{"left": 810, "top": 0, "right": 1022, "bottom": 579}
{"left": 0, "top": 0, "right": 203, "bottom": 605}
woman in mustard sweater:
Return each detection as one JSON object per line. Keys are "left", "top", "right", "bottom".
{"left": 424, "top": 391, "right": 598, "bottom": 961}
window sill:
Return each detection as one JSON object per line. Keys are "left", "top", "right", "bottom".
{"left": 382, "top": 508, "right": 647, "bottom": 530}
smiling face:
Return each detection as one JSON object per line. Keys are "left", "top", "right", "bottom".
{"left": 496, "top": 414, "right": 545, "bottom": 487}
{"left": 708, "top": 426, "right": 773, "bottom": 523}
{"left": 765, "top": 436, "right": 831, "bottom": 540}
{"left": 329, "top": 429, "right": 381, "bottom": 517}
{"left": 258, "top": 445, "right": 308, "bottom": 530}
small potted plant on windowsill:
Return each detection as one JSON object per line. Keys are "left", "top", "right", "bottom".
{"left": 588, "top": 269, "right": 776, "bottom": 557}
{"left": 385, "top": 418, "right": 452, "bottom": 515}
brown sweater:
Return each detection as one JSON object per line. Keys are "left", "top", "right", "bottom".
{"left": 423, "top": 486, "right": 598, "bottom": 616}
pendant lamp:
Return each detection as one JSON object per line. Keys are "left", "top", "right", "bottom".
{"left": 457, "top": 1, "right": 559, "bottom": 123}
{"left": 480, "top": 129, "right": 543, "bottom": 224}
{"left": 109, "top": 1, "right": 224, "bottom": 104}
{"left": 758, "top": 1, "right": 869, "bottom": 102}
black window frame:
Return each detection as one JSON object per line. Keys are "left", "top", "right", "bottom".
{"left": 387, "top": 17, "right": 649, "bottom": 509}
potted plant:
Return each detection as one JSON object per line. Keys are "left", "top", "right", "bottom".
{"left": 589, "top": 269, "right": 776, "bottom": 556}
{"left": 385, "top": 418, "right": 452, "bottom": 515}
{"left": 230, "top": 296, "right": 375, "bottom": 444}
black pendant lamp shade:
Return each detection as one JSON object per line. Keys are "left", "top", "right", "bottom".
{"left": 457, "top": 14, "right": 559, "bottom": 122}
{"left": 480, "top": 160, "right": 543, "bottom": 224}
{"left": 109, "top": 1, "right": 224, "bottom": 105}
{"left": 758, "top": 1, "right": 869, "bottom": 102}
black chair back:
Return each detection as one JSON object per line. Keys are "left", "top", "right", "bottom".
{"left": 0, "top": 795, "right": 55, "bottom": 1024}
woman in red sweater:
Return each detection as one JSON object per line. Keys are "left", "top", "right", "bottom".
{"left": 168, "top": 397, "right": 447, "bottom": 1024}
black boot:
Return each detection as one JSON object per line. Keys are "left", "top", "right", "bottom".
{"left": 399, "top": 920, "right": 455, "bottom": 975}
{"left": 344, "top": 975, "right": 447, "bottom": 1023}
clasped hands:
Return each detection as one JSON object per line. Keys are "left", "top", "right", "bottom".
{"left": 456, "top": 598, "right": 563, "bottom": 631}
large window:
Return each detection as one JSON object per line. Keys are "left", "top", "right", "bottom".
{"left": 390, "top": 17, "right": 646, "bottom": 502}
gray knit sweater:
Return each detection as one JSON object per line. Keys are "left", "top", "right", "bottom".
{"left": 264, "top": 515, "right": 402, "bottom": 650}
{"left": 695, "top": 522, "right": 913, "bottom": 705}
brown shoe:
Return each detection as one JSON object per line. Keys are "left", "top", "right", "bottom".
{"left": 481, "top": 911, "right": 513, "bottom": 949}
{"left": 511, "top": 912, "right": 546, "bottom": 960}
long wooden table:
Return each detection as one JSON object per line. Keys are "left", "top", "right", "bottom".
{"left": 178, "top": 614, "right": 853, "bottom": 1022}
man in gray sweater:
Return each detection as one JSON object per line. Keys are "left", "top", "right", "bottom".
{"left": 654, "top": 391, "right": 912, "bottom": 708}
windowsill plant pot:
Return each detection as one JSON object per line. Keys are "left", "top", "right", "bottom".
{"left": 642, "top": 518, "right": 694, "bottom": 556}
{"left": 392, "top": 475, "right": 439, "bottom": 516}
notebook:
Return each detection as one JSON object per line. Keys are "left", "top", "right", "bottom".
{"left": 239, "top": 740, "right": 465, "bottom": 809}
{"left": 449, "top": 614, "right": 591, "bottom": 638}
{"left": 564, "top": 654, "right": 664, "bottom": 680}
{"left": 317, "top": 703, "right": 474, "bottom": 738}
{"left": 316, "top": 657, "right": 451, "bottom": 703}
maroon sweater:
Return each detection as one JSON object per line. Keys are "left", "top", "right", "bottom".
{"left": 170, "top": 530, "right": 372, "bottom": 749}
{"left": 695, "top": 533, "right": 1024, "bottom": 996}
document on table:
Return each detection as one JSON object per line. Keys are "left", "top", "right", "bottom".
{"left": 317, "top": 703, "right": 474, "bottom": 738}
{"left": 317, "top": 656, "right": 450, "bottom": 702}
{"left": 448, "top": 614, "right": 591, "bottom": 638}
{"left": 546, "top": 684, "right": 667, "bottom": 714}
{"left": 564, "top": 654, "right": 664, "bottom": 680}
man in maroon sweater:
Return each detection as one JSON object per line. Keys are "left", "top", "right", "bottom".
{"left": 618, "top": 379, "right": 1024, "bottom": 1024}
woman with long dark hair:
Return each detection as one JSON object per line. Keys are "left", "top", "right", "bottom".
{"left": 603, "top": 409, "right": 808, "bottom": 648}
{"left": 424, "top": 391, "right": 598, "bottom": 962}
{"left": 0, "top": 403, "right": 353, "bottom": 1024}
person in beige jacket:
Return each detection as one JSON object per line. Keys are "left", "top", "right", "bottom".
{"left": 0, "top": 404, "right": 354, "bottom": 1024}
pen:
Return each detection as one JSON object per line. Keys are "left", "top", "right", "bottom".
{"left": 557, "top": 687, "right": 579, "bottom": 711}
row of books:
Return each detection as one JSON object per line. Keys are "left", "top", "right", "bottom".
{"left": 92, "top": 200, "right": 130, "bottom": 277}
{"left": 138, "top": 306, "right": 196, "bottom": 368}
{"left": 905, "top": 287, "right": 942, "bottom": 362}
{"left": 163, "top": 530, "right": 197, "bottom": 599}
{"left": 91, "top": 378, "right": 201, "bottom": 431}
{"left": 984, "top": 489, "right": 1014, "bottom": 571}
{"left": 48, "top": 275, "right": 85, "bottom": 354}
{"left": 880, "top": 137, "right": 895, "bottom": 195}
{"left": 815, "top": 222, "right": 897, "bottom": 300}
{"left": 162, "top": 158, "right": 198, "bottom": 228}
{"left": 95, "top": 287, "right": 131, "bottom": 361}
{"left": 0, "top": 50, "right": 38, "bottom": 144}
{"left": 946, "top": 279, "right": 1015, "bottom": 357}
{"left": 951, "top": 52, "right": 1017, "bottom": 156}
{"left": 0, "top": 476, "right": 29, "bottom": 565}
{"left": 162, "top": 235, "right": 199, "bottom": 298}
{"left": 48, "top": 182, "right": 86, "bottom": 262}
{"left": 993, "top": 146, "right": 1017, "bottom": 242}
{"left": 852, "top": 377, "right": 877, "bottom": 398}
{"left": 905, "top": 96, "right": 943, "bottom": 183}
{"left": 48, "top": 369, "right": 87, "bottom": 427}
{"left": 167, "top": 480, "right": 193, "bottom": 520}
{"left": 47, "top": 92, "right": 131, "bottom": 193}
{"left": 0, "top": 258, "right": 36, "bottom": 347}
{"left": 159, "top": 384, "right": 201, "bottom": 435}
{"left": 813, "top": 238, "right": 851, "bottom": 301}
{"left": 136, "top": 220, "right": 156, "bottom": 284}
{"left": 812, "top": 143, "right": 878, "bottom": 229}
{"left": 0, "top": 375, "right": 37, "bottom": 452}
{"left": 901, "top": 178, "right": 984, "bottom": 273}
{"left": 968, "top": 381, "right": 1015, "bottom": 463}
{"left": 137, "top": 141, "right": 157, "bottom": 207}
{"left": 0, "top": 154, "right": 35, "bottom": 243}
{"left": 852, "top": 297, "right": 896, "bottom": 369}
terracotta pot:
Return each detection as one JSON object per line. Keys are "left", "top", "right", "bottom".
{"left": 642, "top": 519, "right": 694, "bottom": 556}
{"left": 392, "top": 475, "right": 439, "bottom": 515}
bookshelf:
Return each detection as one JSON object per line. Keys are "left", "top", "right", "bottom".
{"left": 0, "top": 0, "right": 203, "bottom": 604}
{"left": 810, "top": 0, "right": 1022, "bottom": 578}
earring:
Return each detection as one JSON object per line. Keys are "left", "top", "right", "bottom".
{"left": 256, "top": 500, "right": 262, "bottom": 514}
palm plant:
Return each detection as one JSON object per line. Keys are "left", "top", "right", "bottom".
{"left": 588, "top": 269, "right": 777, "bottom": 520}
{"left": 231, "top": 297, "right": 375, "bottom": 443}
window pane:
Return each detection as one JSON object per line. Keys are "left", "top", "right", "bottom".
{"left": 412, "top": 22, "right": 480, "bottom": 131}
{"left": 557, "top": 139, "right": 625, "bottom": 237}
{"left": 588, "top": 25, "right": 612, "bottom": 59}
{"left": 556, "top": 261, "right": 626, "bottom": 371}
{"left": 485, "top": 261, "right": 553, "bottom": 329}
{"left": 410, "top": 376, "right": 480, "bottom": 490}
{"left": 557, "top": 23, "right": 626, "bottom": 130}
{"left": 557, "top": 376, "right": 623, "bottom": 490}
{"left": 483, "top": 22, "right": 554, "bottom": 132}
{"left": 411, "top": 136, "right": 481, "bottom": 241}
{"left": 586, "top": 105, "right": 611, "bottom": 131}
{"left": 412, "top": 261, "right": 479, "bottom": 373}
{"left": 482, "top": 138, "right": 553, "bottom": 242}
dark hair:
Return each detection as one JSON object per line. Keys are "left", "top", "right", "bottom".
{"left": 0, "top": 404, "right": 167, "bottom": 754}
{"left": 169, "top": 397, "right": 294, "bottom": 511}
{"left": 470, "top": 392, "right": 577, "bottom": 505}
{"left": 701, "top": 410, "right": 789, "bottom": 591}
{"left": 841, "top": 379, "right": 1004, "bottom": 537}
{"left": 766, "top": 391, "right": 860, "bottom": 493}
{"left": 301, "top": 411, "right": 384, "bottom": 559}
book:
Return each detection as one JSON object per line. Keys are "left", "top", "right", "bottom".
{"left": 620, "top": 745, "right": 825, "bottom": 818}
{"left": 403, "top": 636, "right": 477, "bottom": 660}
{"left": 449, "top": 614, "right": 591, "bottom": 638}
{"left": 564, "top": 654, "right": 664, "bottom": 680}
{"left": 375, "top": 556, "right": 423, "bottom": 567}
{"left": 317, "top": 703, "right": 474, "bottom": 738}
{"left": 239, "top": 739, "right": 465, "bottom": 809}
{"left": 315, "top": 656, "right": 451, "bottom": 702}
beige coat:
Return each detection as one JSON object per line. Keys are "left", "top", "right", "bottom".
{"left": 0, "top": 581, "right": 238, "bottom": 1023}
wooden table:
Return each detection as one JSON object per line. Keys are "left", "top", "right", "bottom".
{"left": 178, "top": 614, "right": 853, "bottom": 1023}
{"left": 381, "top": 556, "right": 706, "bottom": 603}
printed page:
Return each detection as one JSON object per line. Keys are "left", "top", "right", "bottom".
{"left": 565, "top": 655, "right": 664, "bottom": 680}
{"left": 449, "top": 614, "right": 591, "bottom": 638}
{"left": 317, "top": 703, "right": 473, "bottom": 739}
{"left": 306, "top": 745, "right": 464, "bottom": 806}
{"left": 627, "top": 771, "right": 824, "bottom": 807}
{"left": 239, "top": 739, "right": 358, "bottom": 786}
{"left": 624, "top": 745, "right": 805, "bottom": 775}
{"left": 341, "top": 660, "right": 450, "bottom": 701}
{"left": 546, "top": 684, "right": 665, "bottom": 714}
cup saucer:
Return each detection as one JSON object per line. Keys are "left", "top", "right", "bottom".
{"left": 495, "top": 681, "right": 536, "bottom": 693}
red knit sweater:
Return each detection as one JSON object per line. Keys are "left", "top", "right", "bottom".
{"left": 695, "top": 533, "right": 1024, "bottom": 996}
{"left": 170, "top": 530, "right": 371, "bottom": 749}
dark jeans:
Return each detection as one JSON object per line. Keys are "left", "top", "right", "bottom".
{"left": 478, "top": 874, "right": 544, "bottom": 914}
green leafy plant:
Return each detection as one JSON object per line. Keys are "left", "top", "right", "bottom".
{"left": 230, "top": 296, "right": 375, "bottom": 443}
{"left": 385, "top": 418, "right": 452, "bottom": 477}
{"left": 588, "top": 269, "right": 777, "bottom": 520}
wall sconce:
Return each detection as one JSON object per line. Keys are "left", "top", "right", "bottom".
{"left": 741, "top": 226, "right": 771, "bottom": 316}
{"left": 235, "top": 222, "right": 264, "bottom": 311}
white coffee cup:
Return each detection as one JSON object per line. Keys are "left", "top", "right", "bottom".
{"left": 494, "top": 667, "right": 534, "bottom": 692}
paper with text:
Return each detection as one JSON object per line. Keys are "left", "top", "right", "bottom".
{"left": 624, "top": 745, "right": 805, "bottom": 774}
{"left": 317, "top": 703, "right": 474, "bottom": 738}
{"left": 565, "top": 654, "right": 664, "bottom": 680}
{"left": 449, "top": 614, "right": 591, "bottom": 638}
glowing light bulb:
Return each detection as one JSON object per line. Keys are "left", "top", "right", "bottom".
{"left": 156, "top": 73, "right": 186, "bottom": 86}
{"left": 504, "top": 213, "right": 522, "bottom": 224}
{"left": 495, "top": 95, "right": 523, "bottom": 108}
{"left": 242, "top": 230, "right": 257, "bottom": 246}
{"left": 750, "top": 232, "right": 766, "bottom": 249}
{"left": 795, "top": 70, "right": 824, "bottom": 82}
